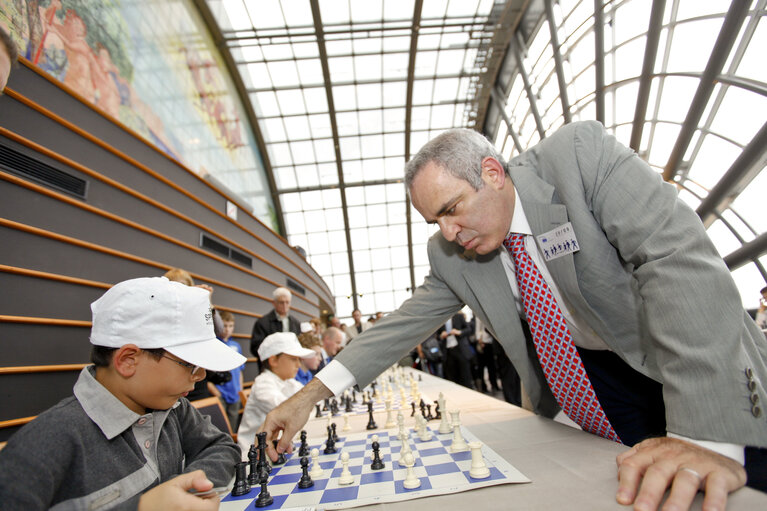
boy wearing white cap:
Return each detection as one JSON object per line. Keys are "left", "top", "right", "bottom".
{"left": 0, "top": 277, "right": 246, "bottom": 510}
{"left": 236, "top": 332, "right": 317, "bottom": 456}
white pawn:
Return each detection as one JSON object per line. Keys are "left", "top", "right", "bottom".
{"left": 338, "top": 451, "right": 354, "bottom": 485}
{"left": 342, "top": 413, "right": 351, "bottom": 432}
{"left": 384, "top": 399, "right": 395, "bottom": 428}
{"left": 309, "top": 448, "right": 324, "bottom": 478}
{"left": 468, "top": 441, "right": 490, "bottom": 479}
{"left": 398, "top": 432, "right": 413, "bottom": 467}
{"left": 402, "top": 452, "right": 420, "bottom": 489}
{"left": 397, "top": 411, "right": 406, "bottom": 438}
{"left": 448, "top": 410, "right": 469, "bottom": 452}
{"left": 369, "top": 434, "right": 379, "bottom": 460}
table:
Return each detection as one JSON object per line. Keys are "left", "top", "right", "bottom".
{"left": 301, "top": 366, "right": 766, "bottom": 511}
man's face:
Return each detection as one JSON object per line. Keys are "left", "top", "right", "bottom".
{"left": 0, "top": 47, "right": 11, "bottom": 93}
{"left": 303, "top": 346, "right": 322, "bottom": 371}
{"left": 323, "top": 332, "right": 341, "bottom": 356}
{"left": 352, "top": 310, "right": 361, "bottom": 324}
{"left": 410, "top": 159, "right": 513, "bottom": 255}
{"left": 274, "top": 294, "right": 291, "bottom": 316}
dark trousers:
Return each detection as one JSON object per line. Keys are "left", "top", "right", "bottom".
{"left": 577, "top": 347, "right": 766, "bottom": 493}
{"left": 444, "top": 346, "right": 474, "bottom": 389}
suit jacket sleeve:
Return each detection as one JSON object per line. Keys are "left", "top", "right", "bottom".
{"left": 565, "top": 121, "right": 766, "bottom": 442}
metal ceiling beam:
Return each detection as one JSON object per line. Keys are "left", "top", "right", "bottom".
{"left": 405, "top": 0, "right": 424, "bottom": 295}
{"left": 629, "top": 0, "right": 665, "bottom": 152}
{"left": 191, "top": 0, "right": 286, "bottom": 236}
{"left": 278, "top": 178, "right": 406, "bottom": 195}
{"left": 309, "top": 0, "right": 357, "bottom": 311}
{"left": 724, "top": 231, "right": 767, "bottom": 272}
{"left": 593, "top": 0, "right": 606, "bottom": 124}
{"left": 696, "top": 120, "right": 767, "bottom": 227}
{"left": 513, "top": 32, "right": 546, "bottom": 139}
{"left": 662, "top": 0, "right": 750, "bottom": 181}
{"left": 543, "top": 0, "right": 571, "bottom": 124}
{"left": 490, "top": 87, "right": 523, "bottom": 153}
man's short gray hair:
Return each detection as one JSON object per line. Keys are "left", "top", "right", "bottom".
{"left": 273, "top": 287, "right": 291, "bottom": 299}
{"left": 404, "top": 128, "right": 507, "bottom": 194}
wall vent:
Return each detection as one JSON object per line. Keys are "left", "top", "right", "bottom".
{"left": 200, "top": 233, "right": 252, "bottom": 268}
{"left": 286, "top": 278, "right": 305, "bottom": 296}
{"left": 0, "top": 142, "right": 88, "bottom": 199}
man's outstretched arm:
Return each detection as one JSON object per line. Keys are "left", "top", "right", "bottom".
{"left": 259, "top": 378, "right": 333, "bottom": 461}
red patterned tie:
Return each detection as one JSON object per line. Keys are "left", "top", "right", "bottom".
{"left": 504, "top": 233, "right": 620, "bottom": 442}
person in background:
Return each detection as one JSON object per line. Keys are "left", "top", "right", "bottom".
{"left": 236, "top": 332, "right": 316, "bottom": 457}
{"left": 0, "top": 25, "right": 18, "bottom": 93}
{"left": 208, "top": 310, "right": 245, "bottom": 430}
{"left": 296, "top": 331, "right": 322, "bottom": 383}
{"left": 344, "top": 308, "right": 370, "bottom": 345}
{"left": 250, "top": 287, "right": 301, "bottom": 363}
{"left": 317, "top": 326, "right": 344, "bottom": 371}
{"left": 755, "top": 286, "right": 767, "bottom": 331}
{"left": 0, "top": 277, "right": 245, "bottom": 509}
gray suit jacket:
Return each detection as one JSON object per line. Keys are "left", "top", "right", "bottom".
{"left": 336, "top": 121, "right": 767, "bottom": 448}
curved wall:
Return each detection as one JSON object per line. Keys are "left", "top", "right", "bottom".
{"left": 0, "top": 61, "right": 334, "bottom": 441}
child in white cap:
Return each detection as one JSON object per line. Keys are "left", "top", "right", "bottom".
{"left": 0, "top": 277, "right": 246, "bottom": 510}
{"left": 236, "top": 332, "right": 317, "bottom": 456}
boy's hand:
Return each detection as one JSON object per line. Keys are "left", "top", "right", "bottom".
{"left": 259, "top": 378, "right": 333, "bottom": 462}
{"left": 138, "top": 470, "right": 220, "bottom": 511}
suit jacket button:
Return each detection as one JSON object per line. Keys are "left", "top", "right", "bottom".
{"left": 745, "top": 367, "right": 754, "bottom": 380}
{"left": 748, "top": 380, "right": 757, "bottom": 392}
{"left": 751, "top": 393, "right": 760, "bottom": 404}
{"left": 752, "top": 404, "right": 762, "bottom": 418}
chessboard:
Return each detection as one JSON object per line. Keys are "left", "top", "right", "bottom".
{"left": 219, "top": 424, "right": 529, "bottom": 510}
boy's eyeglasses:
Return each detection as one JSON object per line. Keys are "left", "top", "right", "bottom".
{"left": 162, "top": 355, "right": 204, "bottom": 377}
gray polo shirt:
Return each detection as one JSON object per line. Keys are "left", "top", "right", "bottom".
{"left": 0, "top": 366, "right": 240, "bottom": 510}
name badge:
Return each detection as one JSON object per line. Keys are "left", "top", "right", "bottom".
{"left": 536, "top": 222, "right": 580, "bottom": 262}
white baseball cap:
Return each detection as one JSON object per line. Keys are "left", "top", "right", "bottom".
{"left": 258, "top": 332, "right": 317, "bottom": 361}
{"left": 90, "top": 277, "right": 246, "bottom": 371}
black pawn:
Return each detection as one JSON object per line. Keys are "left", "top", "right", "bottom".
{"left": 298, "top": 456, "right": 314, "bottom": 489}
{"left": 324, "top": 425, "right": 337, "bottom": 454}
{"left": 315, "top": 403, "right": 322, "bottom": 418}
{"left": 331, "top": 423, "right": 338, "bottom": 442}
{"left": 411, "top": 402, "right": 416, "bottom": 417}
{"left": 232, "top": 461, "right": 251, "bottom": 496}
{"left": 366, "top": 401, "right": 377, "bottom": 430}
{"left": 352, "top": 389, "right": 357, "bottom": 403}
{"left": 298, "top": 430, "right": 309, "bottom": 457}
{"left": 247, "top": 444, "right": 259, "bottom": 486}
{"left": 322, "top": 398, "right": 329, "bottom": 411}
{"left": 370, "top": 441, "right": 385, "bottom": 470}
{"left": 254, "top": 471, "right": 273, "bottom": 508}
{"left": 434, "top": 400, "right": 441, "bottom": 420}
{"left": 272, "top": 440, "right": 287, "bottom": 465}
{"left": 426, "top": 404, "right": 433, "bottom": 420}
{"left": 345, "top": 395, "right": 353, "bottom": 413}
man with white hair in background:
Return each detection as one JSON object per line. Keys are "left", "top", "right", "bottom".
{"left": 250, "top": 287, "right": 300, "bottom": 365}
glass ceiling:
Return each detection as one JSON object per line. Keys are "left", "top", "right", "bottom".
{"left": 203, "top": 0, "right": 767, "bottom": 319}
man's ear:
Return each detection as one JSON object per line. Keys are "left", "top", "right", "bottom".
{"left": 112, "top": 344, "right": 142, "bottom": 377}
{"left": 481, "top": 157, "right": 507, "bottom": 189}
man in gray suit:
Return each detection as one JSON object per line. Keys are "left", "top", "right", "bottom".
{"left": 262, "top": 121, "right": 766, "bottom": 510}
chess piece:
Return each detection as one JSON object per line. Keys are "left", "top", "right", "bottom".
{"left": 345, "top": 394, "right": 353, "bottom": 413}
{"left": 232, "top": 461, "right": 251, "bottom": 496}
{"left": 402, "top": 452, "right": 420, "bottom": 489}
{"left": 331, "top": 423, "right": 339, "bottom": 442}
{"left": 315, "top": 403, "right": 322, "bottom": 418}
{"left": 338, "top": 451, "right": 354, "bottom": 485}
{"left": 384, "top": 398, "right": 395, "bottom": 428}
{"left": 247, "top": 444, "right": 258, "bottom": 485}
{"left": 397, "top": 411, "right": 406, "bottom": 438}
{"left": 309, "top": 448, "right": 324, "bottom": 479}
{"left": 370, "top": 441, "right": 385, "bottom": 470}
{"left": 255, "top": 432, "right": 271, "bottom": 480}
{"left": 418, "top": 414, "right": 432, "bottom": 441}
{"left": 468, "top": 441, "right": 490, "bottom": 479}
{"left": 426, "top": 404, "right": 433, "bottom": 421}
{"left": 398, "top": 432, "right": 412, "bottom": 467}
{"left": 297, "top": 456, "right": 314, "bottom": 489}
{"left": 272, "top": 440, "right": 287, "bottom": 465}
{"left": 369, "top": 434, "right": 379, "bottom": 460}
{"left": 298, "top": 430, "right": 309, "bottom": 457}
{"left": 323, "top": 398, "right": 329, "bottom": 411}
{"left": 255, "top": 474, "right": 273, "bottom": 507}
{"left": 342, "top": 413, "right": 351, "bottom": 432}
{"left": 438, "top": 396, "right": 452, "bottom": 434}
{"left": 410, "top": 402, "right": 416, "bottom": 417}
{"left": 366, "top": 401, "right": 378, "bottom": 430}
{"left": 324, "top": 425, "right": 337, "bottom": 454}
{"left": 448, "top": 410, "right": 469, "bottom": 452}
{"left": 433, "top": 399, "right": 441, "bottom": 420}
